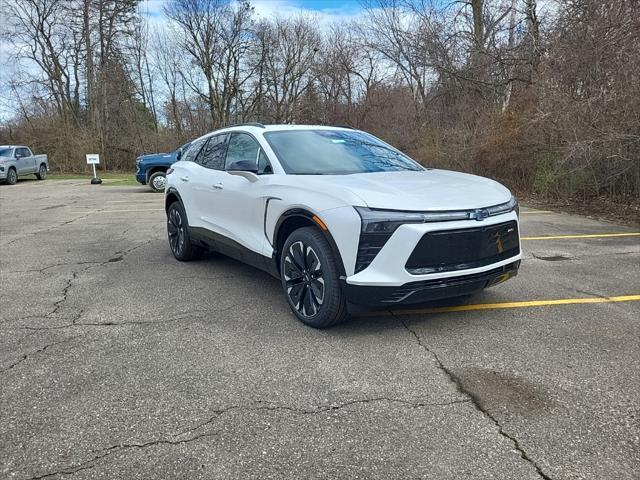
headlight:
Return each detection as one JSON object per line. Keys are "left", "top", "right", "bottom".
{"left": 486, "top": 196, "right": 518, "bottom": 217}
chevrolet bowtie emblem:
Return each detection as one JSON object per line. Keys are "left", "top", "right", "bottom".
{"left": 471, "top": 209, "right": 490, "bottom": 221}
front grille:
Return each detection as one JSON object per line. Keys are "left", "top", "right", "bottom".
{"left": 405, "top": 221, "right": 519, "bottom": 274}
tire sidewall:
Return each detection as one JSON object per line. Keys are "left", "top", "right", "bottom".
{"left": 280, "top": 226, "right": 346, "bottom": 328}
{"left": 7, "top": 169, "right": 17, "bottom": 185}
{"left": 37, "top": 165, "right": 47, "bottom": 180}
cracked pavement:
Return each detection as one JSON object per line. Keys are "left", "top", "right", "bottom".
{"left": 1, "top": 179, "right": 639, "bottom": 479}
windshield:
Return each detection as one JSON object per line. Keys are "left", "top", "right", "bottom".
{"left": 0, "top": 148, "right": 13, "bottom": 157}
{"left": 264, "top": 130, "right": 423, "bottom": 175}
{"left": 174, "top": 142, "right": 190, "bottom": 155}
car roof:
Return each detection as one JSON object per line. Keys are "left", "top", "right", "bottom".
{"left": 187, "top": 124, "right": 359, "bottom": 148}
{"left": 214, "top": 124, "right": 357, "bottom": 135}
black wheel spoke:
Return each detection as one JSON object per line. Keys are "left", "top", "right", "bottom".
{"left": 303, "top": 286, "right": 318, "bottom": 316}
{"left": 284, "top": 255, "right": 303, "bottom": 279}
{"left": 290, "top": 242, "right": 306, "bottom": 271}
{"left": 288, "top": 282, "right": 305, "bottom": 308}
{"left": 305, "top": 247, "right": 319, "bottom": 271}
{"left": 310, "top": 278, "right": 324, "bottom": 303}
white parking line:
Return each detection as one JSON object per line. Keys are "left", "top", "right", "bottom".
{"left": 71, "top": 208, "right": 164, "bottom": 213}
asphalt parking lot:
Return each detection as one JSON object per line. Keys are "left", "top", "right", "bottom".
{"left": 1, "top": 179, "right": 639, "bottom": 480}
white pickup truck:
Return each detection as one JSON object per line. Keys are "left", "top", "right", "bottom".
{"left": 0, "top": 146, "right": 49, "bottom": 185}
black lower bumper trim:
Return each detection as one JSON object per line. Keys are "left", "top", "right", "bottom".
{"left": 343, "top": 261, "right": 520, "bottom": 306}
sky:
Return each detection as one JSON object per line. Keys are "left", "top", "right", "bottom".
{"left": 140, "top": 0, "right": 366, "bottom": 26}
{"left": 0, "top": 0, "right": 368, "bottom": 121}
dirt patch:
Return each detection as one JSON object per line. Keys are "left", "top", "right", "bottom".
{"left": 521, "top": 195, "right": 640, "bottom": 227}
{"left": 532, "top": 254, "right": 571, "bottom": 262}
{"left": 454, "top": 368, "right": 551, "bottom": 415}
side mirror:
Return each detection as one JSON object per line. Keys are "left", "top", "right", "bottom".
{"left": 227, "top": 160, "right": 258, "bottom": 173}
{"left": 14, "top": 152, "right": 22, "bottom": 159}
{"left": 176, "top": 149, "right": 183, "bottom": 161}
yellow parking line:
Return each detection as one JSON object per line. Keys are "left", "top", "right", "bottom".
{"left": 522, "top": 232, "right": 640, "bottom": 241}
{"left": 390, "top": 295, "right": 640, "bottom": 315}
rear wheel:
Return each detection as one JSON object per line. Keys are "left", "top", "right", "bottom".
{"left": 280, "top": 227, "right": 348, "bottom": 328}
{"left": 36, "top": 164, "right": 47, "bottom": 180}
{"left": 167, "top": 201, "right": 202, "bottom": 261}
{"left": 6, "top": 168, "right": 17, "bottom": 185}
{"left": 149, "top": 171, "right": 166, "bottom": 192}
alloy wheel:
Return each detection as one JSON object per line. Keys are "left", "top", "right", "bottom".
{"left": 283, "top": 241, "right": 325, "bottom": 317}
{"left": 167, "top": 207, "right": 185, "bottom": 256}
{"left": 152, "top": 174, "right": 166, "bottom": 190}
{"left": 39, "top": 165, "right": 47, "bottom": 179}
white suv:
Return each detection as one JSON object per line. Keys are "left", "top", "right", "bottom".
{"left": 165, "top": 124, "right": 521, "bottom": 328}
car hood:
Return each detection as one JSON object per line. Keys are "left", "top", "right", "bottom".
{"left": 138, "top": 153, "right": 171, "bottom": 161}
{"left": 303, "top": 170, "right": 512, "bottom": 210}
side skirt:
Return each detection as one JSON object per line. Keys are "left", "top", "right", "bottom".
{"left": 189, "top": 226, "right": 280, "bottom": 279}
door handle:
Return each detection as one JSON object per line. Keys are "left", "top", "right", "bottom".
{"left": 212, "top": 182, "right": 224, "bottom": 190}
{"left": 180, "top": 176, "right": 189, "bottom": 182}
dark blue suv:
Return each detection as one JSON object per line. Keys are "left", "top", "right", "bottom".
{"left": 135, "top": 142, "right": 190, "bottom": 192}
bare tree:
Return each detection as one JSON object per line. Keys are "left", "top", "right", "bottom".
{"left": 254, "top": 15, "right": 320, "bottom": 123}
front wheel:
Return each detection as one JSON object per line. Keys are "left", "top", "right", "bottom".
{"left": 36, "top": 164, "right": 47, "bottom": 180}
{"left": 148, "top": 171, "right": 166, "bottom": 192}
{"left": 6, "top": 168, "right": 17, "bottom": 185}
{"left": 280, "top": 226, "right": 348, "bottom": 328}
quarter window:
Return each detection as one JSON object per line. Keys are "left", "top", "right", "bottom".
{"left": 197, "top": 134, "right": 228, "bottom": 170}
{"left": 181, "top": 137, "right": 207, "bottom": 163}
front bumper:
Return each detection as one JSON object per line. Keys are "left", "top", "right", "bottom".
{"left": 344, "top": 261, "right": 520, "bottom": 306}
{"left": 0, "top": 168, "right": 6, "bottom": 180}
{"left": 135, "top": 167, "right": 146, "bottom": 185}
{"left": 342, "top": 211, "right": 522, "bottom": 305}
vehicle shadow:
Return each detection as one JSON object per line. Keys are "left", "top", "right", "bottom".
{"left": 197, "top": 251, "right": 474, "bottom": 333}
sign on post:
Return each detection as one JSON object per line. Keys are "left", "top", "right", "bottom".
{"left": 86, "top": 154, "right": 102, "bottom": 184}
{"left": 86, "top": 154, "right": 100, "bottom": 165}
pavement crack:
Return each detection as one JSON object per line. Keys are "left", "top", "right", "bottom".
{"left": 395, "top": 314, "right": 554, "bottom": 480}
{"left": 3, "top": 261, "right": 101, "bottom": 275}
{"left": 0, "top": 336, "right": 81, "bottom": 374}
{"left": 28, "top": 397, "right": 471, "bottom": 478}
{"left": 3, "top": 211, "right": 95, "bottom": 247}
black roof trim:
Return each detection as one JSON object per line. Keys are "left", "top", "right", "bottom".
{"left": 225, "top": 122, "right": 266, "bottom": 129}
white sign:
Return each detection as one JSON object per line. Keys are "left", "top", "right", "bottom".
{"left": 86, "top": 154, "right": 100, "bottom": 165}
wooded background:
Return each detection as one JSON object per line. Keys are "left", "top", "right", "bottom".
{"left": 1, "top": 0, "right": 638, "bottom": 203}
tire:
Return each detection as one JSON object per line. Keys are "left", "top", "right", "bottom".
{"left": 167, "top": 201, "right": 203, "bottom": 261}
{"left": 148, "top": 171, "right": 167, "bottom": 192}
{"left": 6, "top": 168, "right": 17, "bottom": 185}
{"left": 280, "top": 226, "right": 349, "bottom": 328}
{"left": 36, "top": 164, "right": 47, "bottom": 180}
